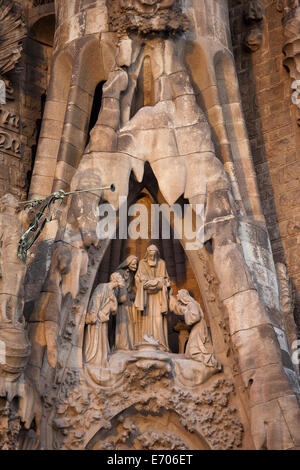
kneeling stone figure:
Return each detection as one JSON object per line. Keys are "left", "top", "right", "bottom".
{"left": 170, "top": 289, "right": 221, "bottom": 370}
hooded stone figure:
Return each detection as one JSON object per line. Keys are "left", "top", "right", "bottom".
{"left": 135, "top": 245, "right": 170, "bottom": 350}
{"left": 115, "top": 255, "right": 138, "bottom": 350}
{"left": 170, "top": 289, "right": 221, "bottom": 370}
{"left": 84, "top": 272, "right": 125, "bottom": 371}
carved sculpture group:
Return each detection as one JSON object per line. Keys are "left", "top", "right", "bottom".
{"left": 83, "top": 245, "right": 220, "bottom": 374}
{"left": 0, "top": 0, "right": 299, "bottom": 451}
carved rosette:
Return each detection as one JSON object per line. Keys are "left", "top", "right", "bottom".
{"left": 0, "top": 0, "right": 26, "bottom": 78}
{"left": 107, "top": 0, "right": 189, "bottom": 36}
{"left": 279, "top": 1, "right": 300, "bottom": 125}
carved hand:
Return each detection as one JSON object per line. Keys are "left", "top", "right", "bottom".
{"left": 85, "top": 311, "right": 97, "bottom": 324}
{"left": 144, "top": 279, "right": 163, "bottom": 291}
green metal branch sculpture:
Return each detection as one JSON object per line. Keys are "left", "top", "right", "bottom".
{"left": 17, "top": 184, "right": 115, "bottom": 263}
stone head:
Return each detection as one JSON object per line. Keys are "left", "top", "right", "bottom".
{"left": 177, "top": 289, "right": 191, "bottom": 305}
{"left": 145, "top": 244, "right": 160, "bottom": 266}
{"left": 117, "top": 255, "right": 138, "bottom": 272}
{"left": 127, "top": 255, "right": 138, "bottom": 272}
{"left": 52, "top": 244, "right": 72, "bottom": 275}
{"left": 110, "top": 272, "right": 125, "bottom": 289}
{"left": 0, "top": 193, "right": 18, "bottom": 214}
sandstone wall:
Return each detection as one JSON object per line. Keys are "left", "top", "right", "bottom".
{"left": 229, "top": 0, "right": 300, "bottom": 331}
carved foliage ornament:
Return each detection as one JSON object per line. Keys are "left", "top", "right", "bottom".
{"left": 107, "top": 0, "right": 189, "bottom": 36}
{"left": 0, "top": 0, "right": 26, "bottom": 77}
{"left": 52, "top": 373, "right": 243, "bottom": 450}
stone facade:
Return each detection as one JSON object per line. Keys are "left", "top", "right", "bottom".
{"left": 0, "top": 0, "right": 299, "bottom": 451}
{"left": 229, "top": 0, "right": 300, "bottom": 337}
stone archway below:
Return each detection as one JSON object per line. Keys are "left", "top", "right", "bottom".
{"left": 86, "top": 408, "right": 211, "bottom": 450}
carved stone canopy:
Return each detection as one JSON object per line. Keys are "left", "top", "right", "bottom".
{"left": 107, "top": 0, "right": 189, "bottom": 36}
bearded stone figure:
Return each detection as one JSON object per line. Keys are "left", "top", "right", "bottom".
{"left": 170, "top": 289, "right": 221, "bottom": 370}
{"left": 115, "top": 255, "right": 138, "bottom": 350}
{"left": 84, "top": 272, "right": 125, "bottom": 374}
{"left": 135, "top": 245, "right": 170, "bottom": 350}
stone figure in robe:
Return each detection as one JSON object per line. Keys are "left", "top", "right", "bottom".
{"left": 0, "top": 194, "right": 31, "bottom": 382}
{"left": 115, "top": 255, "right": 138, "bottom": 350}
{"left": 0, "top": 193, "right": 26, "bottom": 324}
{"left": 84, "top": 272, "right": 125, "bottom": 369}
{"left": 135, "top": 245, "right": 170, "bottom": 351}
{"left": 28, "top": 243, "right": 72, "bottom": 374}
{"left": 170, "top": 289, "right": 221, "bottom": 370}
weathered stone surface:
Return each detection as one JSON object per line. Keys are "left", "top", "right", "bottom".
{"left": 224, "top": 289, "right": 270, "bottom": 335}
{"left": 250, "top": 398, "right": 297, "bottom": 450}
{"left": 107, "top": 0, "right": 190, "bottom": 36}
{"left": 0, "top": 0, "right": 299, "bottom": 452}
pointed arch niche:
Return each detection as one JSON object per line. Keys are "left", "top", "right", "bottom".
{"left": 93, "top": 165, "right": 210, "bottom": 355}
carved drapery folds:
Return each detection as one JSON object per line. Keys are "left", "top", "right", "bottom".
{"left": 80, "top": 250, "right": 222, "bottom": 389}
{"left": 0, "top": 0, "right": 26, "bottom": 78}
{"left": 279, "top": 0, "right": 300, "bottom": 125}
{"left": 170, "top": 289, "right": 222, "bottom": 370}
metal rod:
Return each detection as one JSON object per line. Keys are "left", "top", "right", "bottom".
{"left": 64, "top": 184, "right": 115, "bottom": 196}
{"left": 17, "top": 183, "right": 115, "bottom": 262}
{"left": 17, "top": 184, "right": 115, "bottom": 206}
